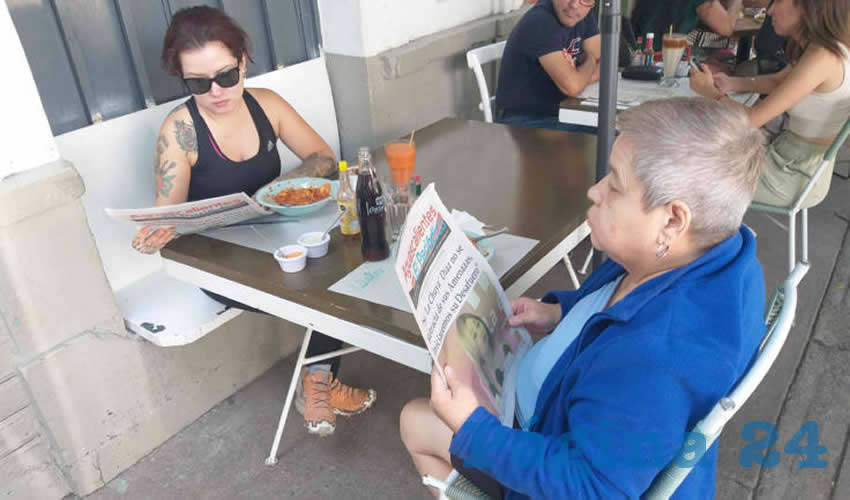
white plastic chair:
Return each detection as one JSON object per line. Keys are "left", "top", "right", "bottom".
{"left": 749, "top": 117, "right": 850, "bottom": 278}
{"left": 424, "top": 470, "right": 490, "bottom": 500}
{"left": 644, "top": 263, "right": 803, "bottom": 499}
{"left": 466, "top": 41, "right": 506, "bottom": 123}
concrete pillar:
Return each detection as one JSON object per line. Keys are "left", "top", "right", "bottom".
{"left": 317, "top": 0, "right": 526, "bottom": 160}
{"left": 0, "top": 160, "right": 306, "bottom": 497}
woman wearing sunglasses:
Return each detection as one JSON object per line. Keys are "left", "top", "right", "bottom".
{"left": 131, "top": 6, "right": 376, "bottom": 437}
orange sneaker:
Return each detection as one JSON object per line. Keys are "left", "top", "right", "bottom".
{"left": 302, "top": 370, "right": 335, "bottom": 436}
{"left": 328, "top": 375, "right": 377, "bottom": 417}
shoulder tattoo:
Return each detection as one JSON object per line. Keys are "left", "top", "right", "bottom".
{"left": 174, "top": 119, "right": 197, "bottom": 154}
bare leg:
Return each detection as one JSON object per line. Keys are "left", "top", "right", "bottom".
{"left": 400, "top": 397, "right": 455, "bottom": 498}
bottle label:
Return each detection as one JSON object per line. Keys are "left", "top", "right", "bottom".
{"left": 365, "top": 195, "right": 385, "bottom": 216}
{"left": 339, "top": 202, "right": 360, "bottom": 235}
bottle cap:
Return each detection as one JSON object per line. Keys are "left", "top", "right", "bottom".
{"left": 339, "top": 160, "right": 347, "bottom": 171}
{"left": 416, "top": 175, "right": 421, "bottom": 181}
{"left": 647, "top": 32, "right": 654, "bottom": 39}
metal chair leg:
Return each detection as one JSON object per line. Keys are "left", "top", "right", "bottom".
{"left": 788, "top": 212, "right": 796, "bottom": 275}
{"left": 579, "top": 248, "right": 594, "bottom": 275}
{"left": 801, "top": 208, "right": 809, "bottom": 266}
{"left": 265, "top": 328, "right": 313, "bottom": 465}
{"left": 563, "top": 254, "right": 581, "bottom": 290}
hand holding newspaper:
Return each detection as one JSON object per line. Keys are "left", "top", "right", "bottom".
{"left": 394, "top": 184, "right": 531, "bottom": 425}
{"left": 105, "top": 192, "right": 269, "bottom": 234}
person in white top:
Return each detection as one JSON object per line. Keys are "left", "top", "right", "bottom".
{"left": 690, "top": 0, "right": 850, "bottom": 208}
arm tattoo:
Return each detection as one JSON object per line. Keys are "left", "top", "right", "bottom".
{"left": 174, "top": 120, "right": 197, "bottom": 153}
{"left": 154, "top": 134, "right": 177, "bottom": 198}
{"left": 279, "top": 153, "right": 338, "bottom": 181}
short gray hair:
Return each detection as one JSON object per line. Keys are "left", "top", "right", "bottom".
{"left": 617, "top": 97, "right": 767, "bottom": 249}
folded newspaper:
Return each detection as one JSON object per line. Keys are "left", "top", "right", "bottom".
{"left": 105, "top": 192, "right": 268, "bottom": 234}
{"left": 394, "top": 184, "right": 531, "bottom": 426}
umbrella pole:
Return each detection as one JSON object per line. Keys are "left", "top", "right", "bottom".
{"left": 592, "top": 0, "right": 621, "bottom": 270}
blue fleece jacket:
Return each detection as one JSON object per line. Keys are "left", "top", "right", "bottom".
{"left": 450, "top": 226, "right": 765, "bottom": 499}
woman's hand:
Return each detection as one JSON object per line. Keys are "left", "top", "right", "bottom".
{"left": 430, "top": 365, "right": 484, "bottom": 433}
{"left": 713, "top": 72, "right": 737, "bottom": 94}
{"left": 132, "top": 226, "right": 178, "bottom": 254}
{"left": 689, "top": 64, "right": 723, "bottom": 100}
{"left": 508, "top": 297, "right": 561, "bottom": 334}
{"left": 250, "top": 190, "right": 274, "bottom": 213}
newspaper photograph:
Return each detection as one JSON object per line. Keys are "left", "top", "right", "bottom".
{"left": 394, "top": 184, "right": 531, "bottom": 425}
{"left": 105, "top": 192, "right": 269, "bottom": 234}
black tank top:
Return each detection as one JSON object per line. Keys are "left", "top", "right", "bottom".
{"left": 186, "top": 91, "right": 281, "bottom": 201}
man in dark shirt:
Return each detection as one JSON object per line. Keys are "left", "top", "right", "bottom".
{"left": 631, "top": 0, "right": 743, "bottom": 51}
{"left": 495, "top": 0, "right": 600, "bottom": 132}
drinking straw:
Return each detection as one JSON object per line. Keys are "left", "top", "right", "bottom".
{"left": 669, "top": 25, "right": 673, "bottom": 36}
{"left": 408, "top": 129, "right": 415, "bottom": 146}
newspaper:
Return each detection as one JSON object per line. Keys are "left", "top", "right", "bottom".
{"left": 105, "top": 192, "right": 269, "bottom": 234}
{"left": 394, "top": 184, "right": 531, "bottom": 425}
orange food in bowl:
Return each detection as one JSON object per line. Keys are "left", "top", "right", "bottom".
{"left": 283, "top": 251, "right": 304, "bottom": 259}
{"left": 273, "top": 183, "right": 330, "bottom": 206}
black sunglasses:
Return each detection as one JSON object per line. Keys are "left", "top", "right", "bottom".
{"left": 183, "top": 66, "right": 241, "bottom": 95}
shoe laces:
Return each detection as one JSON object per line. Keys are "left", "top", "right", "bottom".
{"left": 329, "top": 377, "right": 362, "bottom": 402}
{"left": 306, "top": 373, "right": 332, "bottom": 412}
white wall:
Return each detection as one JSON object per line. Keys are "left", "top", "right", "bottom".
{"left": 0, "top": 2, "right": 59, "bottom": 180}
{"left": 319, "top": 0, "right": 526, "bottom": 58}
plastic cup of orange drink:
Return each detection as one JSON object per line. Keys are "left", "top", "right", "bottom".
{"left": 384, "top": 142, "right": 416, "bottom": 185}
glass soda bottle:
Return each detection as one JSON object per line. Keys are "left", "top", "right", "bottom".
{"left": 644, "top": 33, "right": 655, "bottom": 65}
{"left": 355, "top": 147, "right": 390, "bottom": 261}
{"left": 337, "top": 161, "right": 360, "bottom": 237}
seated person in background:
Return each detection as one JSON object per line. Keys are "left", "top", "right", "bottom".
{"left": 130, "top": 6, "right": 375, "bottom": 436}
{"left": 632, "top": 0, "right": 743, "bottom": 50}
{"left": 494, "top": 0, "right": 600, "bottom": 132}
{"left": 690, "top": 0, "right": 850, "bottom": 209}
{"left": 400, "top": 97, "right": 767, "bottom": 499}
{"left": 752, "top": 1, "right": 788, "bottom": 74}
{"left": 733, "top": 2, "right": 788, "bottom": 77}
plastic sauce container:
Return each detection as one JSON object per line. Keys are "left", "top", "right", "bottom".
{"left": 297, "top": 232, "right": 331, "bottom": 258}
{"left": 274, "top": 245, "right": 308, "bottom": 272}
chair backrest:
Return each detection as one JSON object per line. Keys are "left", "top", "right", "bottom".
{"left": 466, "top": 41, "right": 506, "bottom": 123}
{"left": 55, "top": 56, "right": 340, "bottom": 292}
{"left": 823, "top": 115, "right": 850, "bottom": 163}
{"left": 644, "top": 264, "right": 802, "bottom": 499}
{"left": 787, "top": 115, "right": 850, "bottom": 213}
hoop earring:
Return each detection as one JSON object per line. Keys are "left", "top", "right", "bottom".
{"left": 656, "top": 242, "right": 670, "bottom": 259}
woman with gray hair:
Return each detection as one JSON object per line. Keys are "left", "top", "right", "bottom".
{"left": 401, "top": 97, "right": 767, "bottom": 499}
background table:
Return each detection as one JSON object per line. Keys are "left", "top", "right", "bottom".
{"left": 560, "top": 76, "right": 760, "bottom": 127}
{"left": 733, "top": 14, "right": 765, "bottom": 63}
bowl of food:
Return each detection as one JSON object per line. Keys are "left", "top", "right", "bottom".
{"left": 273, "top": 244, "right": 307, "bottom": 273}
{"left": 257, "top": 178, "right": 338, "bottom": 216}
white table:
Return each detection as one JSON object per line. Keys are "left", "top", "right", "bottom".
{"left": 560, "top": 76, "right": 760, "bottom": 127}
